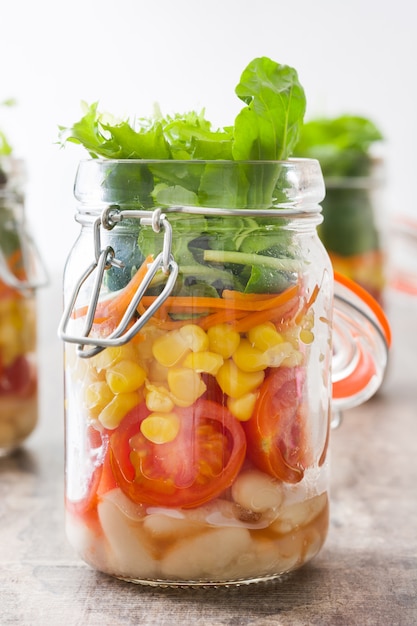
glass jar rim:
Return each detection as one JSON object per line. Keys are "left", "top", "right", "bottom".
{"left": 73, "top": 157, "right": 326, "bottom": 211}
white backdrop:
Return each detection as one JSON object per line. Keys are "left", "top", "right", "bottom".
{"left": 1, "top": 0, "right": 416, "bottom": 277}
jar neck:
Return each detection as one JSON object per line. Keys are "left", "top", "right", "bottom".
{"left": 75, "top": 202, "right": 323, "bottom": 232}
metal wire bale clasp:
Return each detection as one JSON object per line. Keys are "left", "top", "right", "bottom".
{"left": 57, "top": 206, "right": 179, "bottom": 358}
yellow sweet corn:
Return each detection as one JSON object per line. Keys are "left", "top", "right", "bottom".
{"left": 299, "top": 329, "right": 315, "bottom": 344}
{"left": 91, "top": 344, "right": 138, "bottom": 373}
{"left": 247, "top": 322, "right": 284, "bottom": 351}
{"left": 167, "top": 368, "right": 207, "bottom": 407}
{"left": 105, "top": 359, "right": 147, "bottom": 394}
{"left": 281, "top": 326, "right": 300, "bottom": 348}
{"left": 182, "top": 351, "right": 224, "bottom": 375}
{"left": 264, "top": 342, "right": 300, "bottom": 367}
{"left": 140, "top": 412, "right": 180, "bottom": 444}
{"left": 137, "top": 325, "right": 165, "bottom": 360}
{"left": 216, "top": 359, "right": 265, "bottom": 398}
{"left": 207, "top": 323, "right": 240, "bottom": 358}
{"left": 84, "top": 381, "right": 114, "bottom": 417}
{"left": 178, "top": 324, "right": 209, "bottom": 352}
{"left": 152, "top": 324, "right": 209, "bottom": 368}
{"left": 227, "top": 391, "right": 258, "bottom": 421}
{"left": 152, "top": 331, "right": 190, "bottom": 367}
{"left": 98, "top": 391, "right": 141, "bottom": 429}
{"left": 145, "top": 383, "right": 175, "bottom": 413}
{"left": 232, "top": 339, "right": 268, "bottom": 372}
{"left": 280, "top": 350, "right": 304, "bottom": 367}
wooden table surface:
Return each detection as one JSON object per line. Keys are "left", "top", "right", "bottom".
{"left": 1, "top": 278, "right": 416, "bottom": 626}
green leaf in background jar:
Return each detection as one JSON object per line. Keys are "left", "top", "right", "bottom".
{"left": 319, "top": 188, "right": 380, "bottom": 256}
{"left": 294, "top": 115, "right": 383, "bottom": 177}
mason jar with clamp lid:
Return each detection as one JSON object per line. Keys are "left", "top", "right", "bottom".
{"left": 0, "top": 156, "right": 48, "bottom": 455}
{"left": 58, "top": 158, "right": 390, "bottom": 587}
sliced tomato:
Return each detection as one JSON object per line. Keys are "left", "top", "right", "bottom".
{"left": 243, "top": 366, "right": 308, "bottom": 483}
{"left": 109, "top": 399, "right": 246, "bottom": 509}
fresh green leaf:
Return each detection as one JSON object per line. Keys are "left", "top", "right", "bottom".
{"left": 233, "top": 57, "right": 306, "bottom": 160}
{"left": 59, "top": 56, "right": 308, "bottom": 294}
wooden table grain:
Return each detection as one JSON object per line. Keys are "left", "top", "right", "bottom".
{"left": 1, "top": 278, "right": 416, "bottom": 626}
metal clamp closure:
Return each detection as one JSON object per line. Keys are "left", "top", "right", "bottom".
{"left": 58, "top": 206, "right": 179, "bottom": 358}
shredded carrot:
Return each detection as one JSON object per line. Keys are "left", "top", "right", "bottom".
{"left": 221, "top": 289, "right": 281, "bottom": 302}
{"left": 140, "top": 284, "right": 299, "bottom": 314}
{"left": 138, "top": 283, "right": 300, "bottom": 330}
{"left": 197, "top": 309, "right": 248, "bottom": 331}
{"left": 73, "top": 254, "right": 154, "bottom": 324}
{"left": 73, "top": 261, "right": 304, "bottom": 335}
{"left": 233, "top": 288, "right": 300, "bottom": 333}
{"left": 295, "top": 283, "right": 320, "bottom": 324}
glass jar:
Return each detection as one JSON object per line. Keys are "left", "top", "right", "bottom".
{"left": 58, "top": 159, "right": 390, "bottom": 587}
{"left": 319, "top": 158, "right": 386, "bottom": 304}
{"left": 0, "top": 157, "right": 47, "bottom": 455}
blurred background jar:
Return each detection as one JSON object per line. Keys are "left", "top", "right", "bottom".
{"left": 0, "top": 154, "right": 47, "bottom": 455}
{"left": 294, "top": 115, "right": 386, "bottom": 304}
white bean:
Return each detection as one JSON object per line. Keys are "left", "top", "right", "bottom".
{"left": 65, "top": 513, "right": 109, "bottom": 571}
{"left": 161, "top": 525, "right": 252, "bottom": 581}
{"left": 271, "top": 492, "right": 328, "bottom": 534}
{"left": 98, "top": 493, "right": 158, "bottom": 579}
{"left": 143, "top": 512, "right": 202, "bottom": 542}
{"left": 231, "top": 468, "right": 283, "bottom": 513}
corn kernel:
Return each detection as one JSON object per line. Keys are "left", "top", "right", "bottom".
{"left": 232, "top": 339, "right": 268, "bottom": 372}
{"left": 247, "top": 322, "right": 284, "bottom": 351}
{"left": 182, "top": 351, "right": 224, "bottom": 375}
{"left": 91, "top": 344, "right": 138, "bottom": 372}
{"left": 167, "top": 368, "right": 207, "bottom": 407}
{"left": 216, "top": 359, "right": 264, "bottom": 398}
{"left": 178, "top": 324, "right": 209, "bottom": 352}
{"left": 84, "top": 381, "right": 114, "bottom": 417}
{"left": 98, "top": 391, "right": 141, "bottom": 429}
{"left": 207, "top": 323, "right": 240, "bottom": 358}
{"left": 152, "top": 330, "right": 190, "bottom": 367}
{"left": 281, "top": 350, "right": 304, "bottom": 367}
{"left": 145, "top": 384, "right": 175, "bottom": 413}
{"left": 282, "top": 327, "right": 300, "bottom": 348}
{"left": 140, "top": 412, "right": 180, "bottom": 444}
{"left": 137, "top": 325, "right": 165, "bottom": 360}
{"left": 299, "top": 329, "right": 315, "bottom": 344}
{"left": 227, "top": 391, "right": 258, "bottom": 421}
{"left": 105, "top": 359, "right": 147, "bottom": 394}
{"left": 264, "top": 341, "right": 297, "bottom": 367}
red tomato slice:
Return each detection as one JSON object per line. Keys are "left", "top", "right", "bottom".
{"left": 243, "top": 366, "right": 308, "bottom": 483}
{"left": 109, "top": 399, "right": 246, "bottom": 509}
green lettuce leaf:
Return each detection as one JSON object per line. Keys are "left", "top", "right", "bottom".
{"left": 59, "top": 57, "right": 308, "bottom": 294}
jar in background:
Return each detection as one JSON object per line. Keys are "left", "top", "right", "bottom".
{"left": 319, "top": 158, "right": 386, "bottom": 304}
{"left": 0, "top": 157, "right": 47, "bottom": 455}
{"left": 58, "top": 159, "right": 390, "bottom": 587}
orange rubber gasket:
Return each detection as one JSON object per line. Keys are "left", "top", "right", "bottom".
{"left": 332, "top": 342, "right": 377, "bottom": 400}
